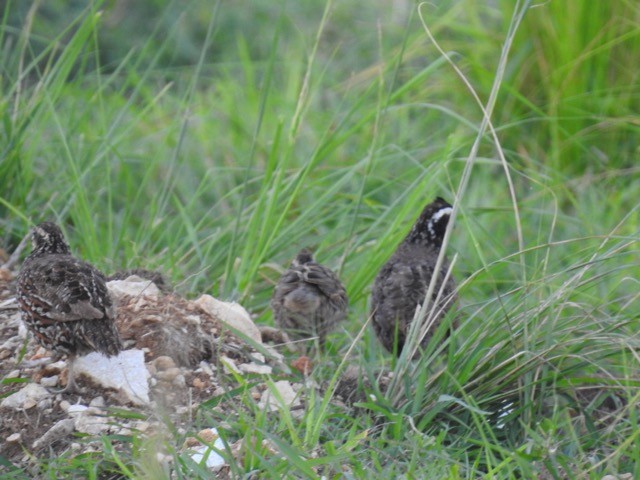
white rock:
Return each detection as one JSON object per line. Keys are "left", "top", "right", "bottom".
{"left": 32, "top": 419, "right": 75, "bottom": 450}
{"left": 74, "top": 414, "right": 109, "bottom": 435}
{"left": 67, "top": 404, "right": 89, "bottom": 415}
{"left": 107, "top": 278, "right": 160, "bottom": 299}
{"left": 220, "top": 356, "right": 240, "bottom": 375}
{"left": 258, "top": 381, "right": 298, "bottom": 412}
{"left": 40, "top": 375, "right": 59, "bottom": 388}
{"left": 1, "top": 383, "right": 50, "bottom": 410}
{"left": 189, "top": 428, "right": 226, "bottom": 470}
{"left": 195, "top": 295, "right": 261, "bottom": 343}
{"left": 239, "top": 363, "right": 272, "bottom": 375}
{"left": 4, "top": 370, "right": 20, "bottom": 380}
{"left": 73, "top": 349, "right": 150, "bottom": 405}
{"left": 90, "top": 396, "right": 105, "bottom": 408}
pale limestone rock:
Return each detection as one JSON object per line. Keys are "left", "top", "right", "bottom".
{"left": 73, "top": 349, "right": 150, "bottom": 405}
{"left": 1, "top": 383, "right": 50, "bottom": 410}
{"left": 239, "top": 363, "right": 272, "bottom": 375}
{"left": 258, "top": 380, "right": 299, "bottom": 412}
{"left": 107, "top": 277, "right": 160, "bottom": 300}
{"left": 189, "top": 427, "right": 226, "bottom": 470}
{"left": 195, "top": 295, "right": 261, "bottom": 343}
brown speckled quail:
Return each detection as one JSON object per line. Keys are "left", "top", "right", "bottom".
{"left": 271, "top": 249, "right": 348, "bottom": 348}
{"left": 17, "top": 222, "right": 122, "bottom": 392}
{"left": 371, "top": 197, "right": 457, "bottom": 356}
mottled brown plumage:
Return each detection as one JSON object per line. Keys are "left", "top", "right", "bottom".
{"left": 17, "top": 222, "right": 122, "bottom": 391}
{"left": 371, "top": 197, "right": 457, "bottom": 356}
{"left": 271, "top": 249, "right": 348, "bottom": 347}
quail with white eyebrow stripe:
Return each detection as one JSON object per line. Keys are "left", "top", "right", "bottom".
{"left": 16, "top": 222, "right": 122, "bottom": 392}
{"left": 271, "top": 249, "right": 348, "bottom": 349}
{"left": 370, "top": 197, "right": 457, "bottom": 356}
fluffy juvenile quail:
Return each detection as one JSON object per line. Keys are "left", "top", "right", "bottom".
{"left": 17, "top": 222, "right": 122, "bottom": 392}
{"left": 271, "top": 249, "right": 348, "bottom": 348}
{"left": 371, "top": 197, "right": 457, "bottom": 356}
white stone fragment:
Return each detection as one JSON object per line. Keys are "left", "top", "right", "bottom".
{"left": 1, "top": 383, "right": 50, "bottom": 410}
{"left": 4, "top": 370, "right": 20, "bottom": 379}
{"left": 258, "top": 381, "right": 298, "bottom": 412}
{"left": 107, "top": 277, "right": 160, "bottom": 300}
{"left": 220, "top": 356, "right": 240, "bottom": 375}
{"left": 74, "top": 414, "right": 109, "bottom": 435}
{"left": 239, "top": 363, "right": 272, "bottom": 375}
{"left": 67, "top": 404, "right": 89, "bottom": 415}
{"left": 189, "top": 428, "right": 226, "bottom": 470}
{"left": 195, "top": 295, "right": 262, "bottom": 343}
{"left": 40, "top": 375, "right": 59, "bottom": 388}
{"left": 7, "top": 432, "right": 21, "bottom": 443}
{"left": 32, "top": 419, "right": 75, "bottom": 450}
{"left": 73, "top": 349, "right": 150, "bottom": 405}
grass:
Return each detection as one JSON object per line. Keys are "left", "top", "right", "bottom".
{"left": 1, "top": 0, "right": 640, "bottom": 478}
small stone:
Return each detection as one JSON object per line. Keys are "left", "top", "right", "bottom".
{"left": 67, "top": 404, "right": 89, "bottom": 415}
{"left": 258, "top": 381, "right": 298, "bottom": 412}
{"left": 4, "top": 370, "right": 20, "bottom": 379}
{"left": 198, "top": 428, "right": 220, "bottom": 444}
{"left": 172, "top": 374, "right": 186, "bottom": 388}
{"left": 1, "top": 383, "right": 50, "bottom": 410}
{"left": 37, "top": 398, "right": 53, "bottom": 410}
{"left": 154, "top": 356, "right": 176, "bottom": 371}
{"left": 239, "top": 363, "right": 272, "bottom": 375}
{"left": 107, "top": 278, "right": 160, "bottom": 299}
{"left": 32, "top": 419, "right": 75, "bottom": 450}
{"left": 59, "top": 400, "right": 71, "bottom": 412}
{"left": 198, "top": 361, "right": 214, "bottom": 376}
{"left": 0, "top": 350, "right": 11, "bottom": 360}
{"left": 195, "top": 295, "right": 262, "bottom": 343}
{"left": 74, "top": 414, "right": 109, "bottom": 435}
{"left": 40, "top": 375, "right": 59, "bottom": 387}
{"left": 89, "top": 396, "right": 105, "bottom": 408}
{"left": 156, "top": 367, "right": 181, "bottom": 382}
{"left": 43, "top": 361, "right": 66, "bottom": 376}
{"left": 7, "top": 432, "right": 21, "bottom": 443}
{"left": 192, "top": 377, "right": 207, "bottom": 389}
{"left": 220, "top": 356, "right": 240, "bottom": 374}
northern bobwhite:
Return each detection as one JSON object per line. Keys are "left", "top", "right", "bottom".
{"left": 371, "top": 197, "right": 457, "bottom": 356}
{"left": 271, "top": 249, "right": 348, "bottom": 348}
{"left": 17, "top": 222, "right": 122, "bottom": 392}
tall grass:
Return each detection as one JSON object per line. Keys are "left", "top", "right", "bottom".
{"left": 1, "top": 0, "right": 639, "bottom": 477}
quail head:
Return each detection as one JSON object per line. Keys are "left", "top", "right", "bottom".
{"left": 271, "top": 248, "right": 348, "bottom": 348}
{"left": 370, "top": 197, "right": 457, "bottom": 356}
{"left": 16, "top": 222, "right": 122, "bottom": 392}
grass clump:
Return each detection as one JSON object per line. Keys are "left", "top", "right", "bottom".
{"left": 1, "top": 0, "right": 639, "bottom": 478}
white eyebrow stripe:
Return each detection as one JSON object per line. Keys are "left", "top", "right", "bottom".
{"left": 432, "top": 206, "right": 452, "bottom": 223}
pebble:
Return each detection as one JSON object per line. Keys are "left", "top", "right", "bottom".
{"left": 43, "top": 361, "right": 67, "bottom": 375}
{"left": 0, "top": 349, "right": 11, "bottom": 360}
{"left": 156, "top": 367, "right": 181, "bottom": 382}
{"left": 172, "top": 374, "right": 186, "bottom": 388}
{"left": 192, "top": 377, "right": 207, "bottom": 389}
{"left": 40, "top": 375, "right": 59, "bottom": 388}
{"left": 4, "top": 370, "right": 20, "bottom": 379}
{"left": 7, "top": 433, "right": 21, "bottom": 443}
{"left": 67, "top": 404, "right": 89, "bottom": 415}
{"left": 154, "top": 355, "right": 176, "bottom": 371}
{"left": 1, "top": 383, "right": 50, "bottom": 410}
{"left": 89, "top": 396, "right": 105, "bottom": 408}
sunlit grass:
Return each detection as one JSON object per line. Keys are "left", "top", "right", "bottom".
{"left": 1, "top": 0, "right": 639, "bottom": 478}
